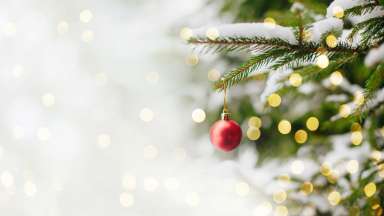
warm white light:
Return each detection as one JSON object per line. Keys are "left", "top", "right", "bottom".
{"left": 97, "top": 133, "right": 111, "bottom": 149}
{"left": 174, "top": 147, "right": 187, "bottom": 161}
{"left": 3, "top": 22, "right": 16, "bottom": 36}
{"left": 120, "top": 192, "right": 134, "bottom": 207}
{"left": 185, "top": 54, "right": 199, "bottom": 66}
{"left": 37, "top": 127, "right": 51, "bottom": 141}
{"left": 24, "top": 181, "right": 37, "bottom": 197}
{"left": 42, "top": 93, "right": 55, "bottom": 107}
{"left": 253, "top": 202, "right": 273, "bottom": 216}
{"left": 57, "top": 21, "right": 69, "bottom": 34}
{"left": 143, "top": 177, "right": 159, "bottom": 192}
{"left": 1, "top": 171, "right": 14, "bottom": 188}
{"left": 289, "top": 73, "right": 302, "bottom": 87}
{"left": 329, "top": 71, "right": 343, "bottom": 85}
{"left": 207, "top": 69, "right": 221, "bottom": 81}
{"left": 143, "top": 145, "right": 158, "bottom": 160}
{"left": 80, "top": 9, "right": 93, "bottom": 23}
{"left": 185, "top": 192, "right": 200, "bottom": 207}
{"left": 179, "top": 27, "right": 193, "bottom": 41}
{"left": 206, "top": 27, "right": 219, "bottom": 40}
{"left": 192, "top": 108, "right": 206, "bottom": 123}
{"left": 354, "top": 91, "right": 365, "bottom": 106}
{"left": 122, "top": 174, "right": 136, "bottom": 191}
{"left": 81, "top": 30, "right": 94, "bottom": 43}
{"left": 291, "top": 160, "right": 304, "bottom": 175}
{"left": 346, "top": 160, "right": 359, "bottom": 174}
{"left": 264, "top": 17, "right": 276, "bottom": 28}
{"left": 140, "top": 108, "right": 154, "bottom": 122}
{"left": 339, "top": 104, "right": 351, "bottom": 118}
{"left": 316, "top": 54, "right": 329, "bottom": 69}
{"left": 332, "top": 5, "right": 344, "bottom": 18}
{"left": 235, "top": 181, "right": 250, "bottom": 196}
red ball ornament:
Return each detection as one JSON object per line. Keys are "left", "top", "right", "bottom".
{"left": 210, "top": 113, "right": 242, "bottom": 152}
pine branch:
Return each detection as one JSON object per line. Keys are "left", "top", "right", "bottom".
{"left": 188, "top": 36, "right": 296, "bottom": 53}
{"left": 213, "top": 48, "right": 288, "bottom": 90}
{"left": 344, "top": 2, "right": 379, "bottom": 17}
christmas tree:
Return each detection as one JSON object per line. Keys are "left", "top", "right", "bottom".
{"left": 183, "top": 0, "right": 384, "bottom": 215}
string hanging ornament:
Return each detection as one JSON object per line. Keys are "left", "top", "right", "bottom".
{"left": 209, "top": 80, "right": 242, "bottom": 151}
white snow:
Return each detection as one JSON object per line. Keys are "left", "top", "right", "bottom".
{"left": 326, "top": 0, "right": 365, "bottom": 18}
{"left": 365, "top": 43, "right": 384, "bottom": 67}
{"left": 192, "top": 23, "right": 298, "bottom": 45}
{"left": 260, "top": 69, "right": 293, "bottom": 103}
{"left": 308, "top": 18, "right": 343, "bottom": 43}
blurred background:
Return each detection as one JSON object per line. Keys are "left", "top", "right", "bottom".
{"left": 0, "top": 0, "right": 353, "bottom": 215}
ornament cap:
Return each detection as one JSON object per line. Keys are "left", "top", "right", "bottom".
{"left": 221, "top": 110, "right": 231, "bottom": 120}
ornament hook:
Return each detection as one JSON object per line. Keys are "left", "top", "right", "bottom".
{"left": 221, "top": 78, "right": 230, "bottom": 120}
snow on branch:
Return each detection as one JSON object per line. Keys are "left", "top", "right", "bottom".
{"left": 365, "top": 43, "right": 384, "bottom": 67}
{"left": 307, "top": 18, "right": 343, "bottom": 43}
{"left": 191, "top": 23, "right": 298, "bottom": 45}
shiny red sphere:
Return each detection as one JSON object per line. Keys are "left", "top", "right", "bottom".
{"left": 210, "top": 119, "right": 242, "bottom": 152}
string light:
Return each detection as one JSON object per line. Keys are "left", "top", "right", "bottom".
{"left": 41, "top": 93, "right": 55, "bottom": 107}
{"left": 301, "top": 181, "right": 313, "bottom": 195}
{"left": 289, "top": 73, "right": 302, "bottom": 87}
{"left": 364, "top": 182, "right": 376, "bottom": 197}
{"left": 371, "top": 150, "right": 382, "bottom": 161}
{"left": 351, "top": 122, "right": 362, "bottom": 132}
{"left": 354, "top": 91, "right": 365, "bottom": 106}
{"left": 180, "top": 27, "right": 193, "bottom": 41}
{"left": 3, "top": 22, "right": 16, "bottom": 36}
{"left": 278, "top": 120, "right": 291, "bottom": 134}
{"left": 264, "top": 17, "right": 276, "bottom": 28}
{"left": 346, "top": 160, "right": 359, "bottom": 174}
{"left": 306, "top": 117, "right": 319, "bottom": 131}
{"left": 274, "top": 205, "right": 288, "bottom": 216}
{"left": 120, "top": 192, "right": 135, "bottom": 207}
{"left": 80, "top": 9, "right": 93, "bottom": 23}
{"left": 332, "top": 5, "right": 345, "bottom": 18}
{"left": 97, "top": 133, "right": 111, "bottom": 149}
{"left": 235, "top": 181, "right": 250, "bottom": 196}
{"left": 206, "top": 27, "right": 219, "bottom": 40}
{"left": 316, "top": 54, "right": 329, "bottom": 69}
{"left": 192, "top": 108, "right": 206, "bottom": 123}
{"left": 143, "top": 145, "right": 158, "bottom": 160}
{"left": 57, "top": 21, "right": 69, "bottom": 34}
{"left": 326, "top": 34, "right": 337, "bottom": 48}
{"left": 268, "top": 93, "right": 281, "bottom": 107}
{"left": 247, "top": 127, "right": 261, "bottom": 141}
{"left": 351, "top": 131, "right": 363, "bottom": 145}
{"left": 1, "top": 171, "right": 14, "bottom": 188}
{"left": 339, "top": 104, "right": 351, "bottom": 118}
{"left": 24, "top": 181, "right": 37, "bottom": 197}
{"left": 291, "top": 160, "right": 305, "bottom": 174}
{"left": 320, "top": 162, "right": 332, "bottom": 176}
{"left": 294, "top": 130, "right": 308, "bottom": 144}
{"left": 207, "top": 68, "right": 221, "bottom": 81}
{"left": 185, "top": 192, "right": 200, "bottom": 207}
{"left": 143, "top": 177, "right": 159, "bottom": 192}
{"left": 122, "top": 174, "right": 136, "bottom": 190}
{"left": 273, "top": 190, "right": 287, "bottom": 203}
{"left": 185, "top": 54, "right": 199, "bottom": 66}
{"left": 140, "top": 108, "right": 154, "bottom": 122}
{"left": 248, "top": 116, "right": 262, "bottom": 128}
{"left": 328, "top": 191, "right": 341, "bottom": 206}
{"left": 329, "top": 71, "right": 343, "bottom": 85}
{"left": 81, "top": 30, "right": 94, "bottom": 43}
{"left": 253, "top": 202, "right": 272, "bottom": 216}
{"left": 37, "top": 127, "right": 51, "bottom": 141}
